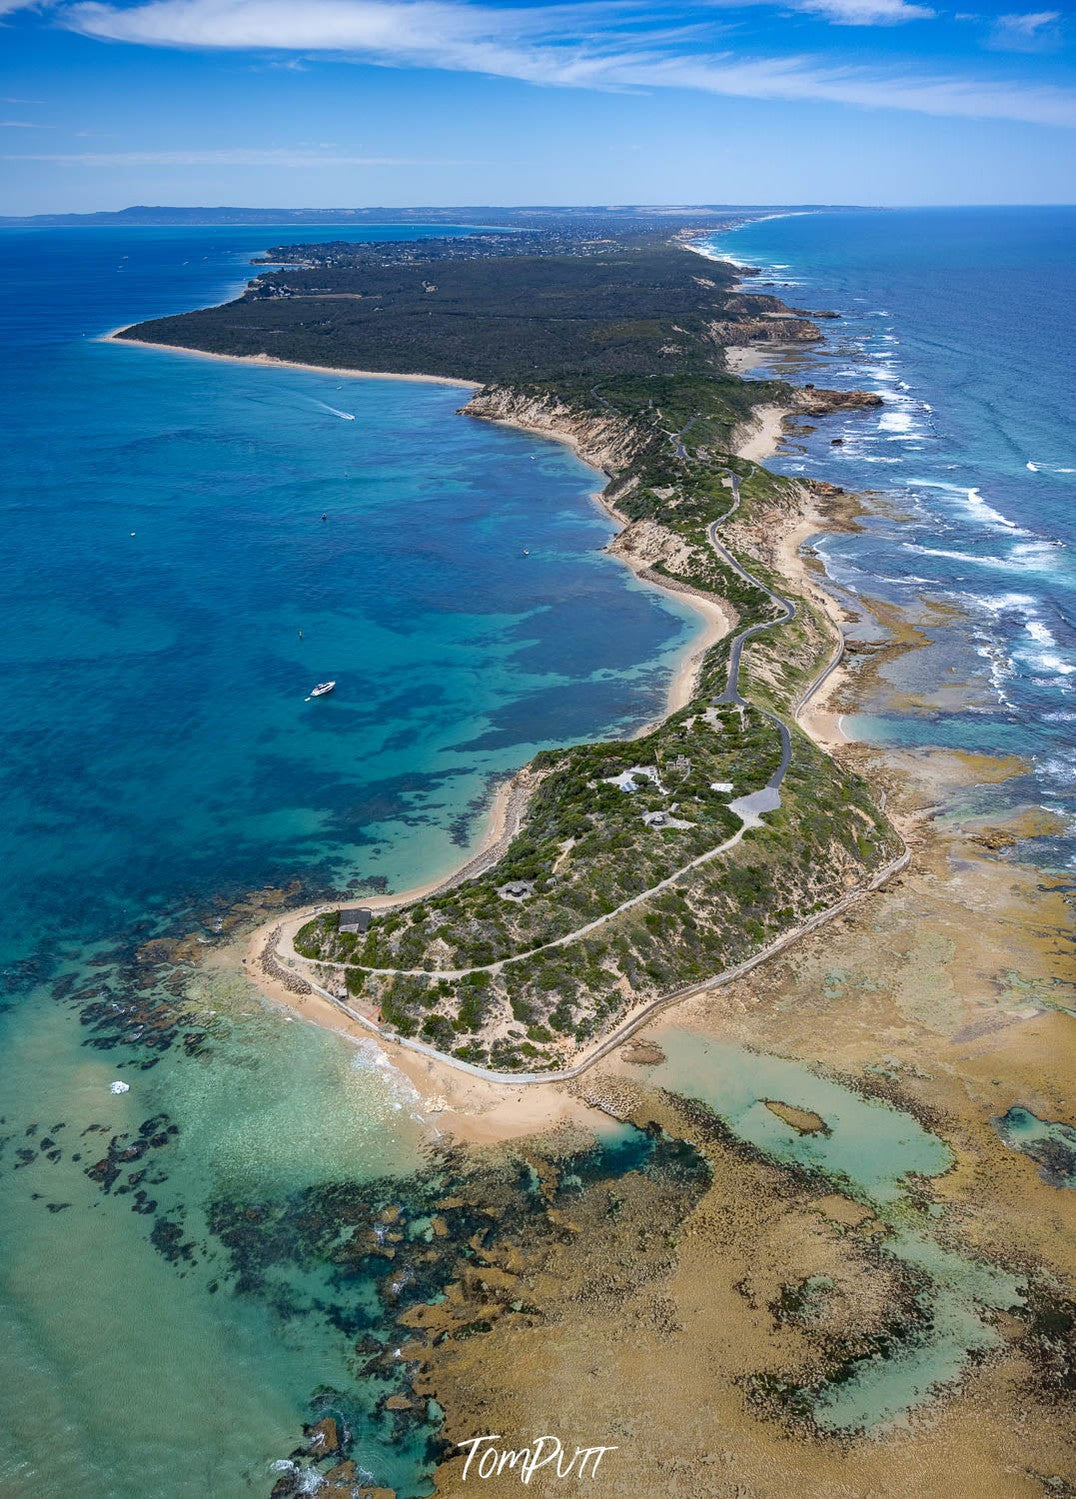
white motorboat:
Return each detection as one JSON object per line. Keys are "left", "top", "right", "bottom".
{"left": 307, "top": 681, "right": 336, "bottom": 700}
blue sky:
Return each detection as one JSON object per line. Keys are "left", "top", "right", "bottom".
{"left": 1, "top": 0, "right": 1073, "bottom": 212}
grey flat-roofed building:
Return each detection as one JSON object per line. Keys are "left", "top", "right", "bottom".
{"left": 339, "top": 907, "right": 373, "bottom": 935}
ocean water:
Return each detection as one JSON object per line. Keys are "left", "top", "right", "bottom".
{"left": 701, "top": 207, "right": 1076, "bottom": 875}
{"left": 0, "top": 226, "right": 702, "bottom": 1497}
{"left": 4, "top": 211, "right": 1072, "bottom": 1491}
{"left": 0, "top": 225, "right": 702, "bottom": 968}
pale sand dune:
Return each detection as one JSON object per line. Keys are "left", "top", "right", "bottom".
{"left": 732, "top": 400, "right": 792, "bottom": 462}
{"left": 722, "top": 342, "right": 771, "bottom": 376}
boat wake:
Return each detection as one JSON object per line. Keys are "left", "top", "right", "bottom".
{"left": 313, "top": 400, "right": 355, "bottom": 421}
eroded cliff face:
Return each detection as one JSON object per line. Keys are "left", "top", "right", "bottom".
{"left": 606, "top": 515, "right": 702, "bottom": 575}
{"left": 458, "top": 385, "right": 644, "bottom": 475}
{"left": 709, "top": 316, "right": 823, "bottom": 345}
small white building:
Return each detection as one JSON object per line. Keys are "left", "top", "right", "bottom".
{"left": 605, "top": 765, "right": 666, "bottom": 794}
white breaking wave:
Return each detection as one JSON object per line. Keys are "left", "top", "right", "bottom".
{"left": 1023, "top": 620, "right": 1076, "bottom": 675}
{"left": 902, "top": 542, "right": 1066, "bottom": 577}
{"left": 910, "top": 479, "right": 1023, "bottom": 533}
{"left": 351, "top": 1038, "right": 424, "bottom": 1117}
{"left": 1040, "top": 754, "right": 1076, "bottom": 786}
{"left": 963, "top": 486, "right": 1018, "bottom": 530}
{"left": 905, "top": 544, "right": 1011, "bottom": 567}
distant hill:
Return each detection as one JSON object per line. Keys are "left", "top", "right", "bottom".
{"left": 0, "top": 203, "right": 855, "bottom": 228}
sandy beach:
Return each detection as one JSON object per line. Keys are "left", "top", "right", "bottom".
{"left": 731, "top": 398, "right": 793, "bottom": 463}
{"left": 227, "top": 382, "right": 887, "bottom": 1148}
{"left": 723, "top": 342, "right": 773, "bottom": 376}
{"left": 103, "top": 331, "right": 481, "bottom": 388}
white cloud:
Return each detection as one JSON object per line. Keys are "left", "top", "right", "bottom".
{"left": 65, "top": 0, "right": 557, "bottom": 53}
{"left": 786, "top": 0, "right": 934, "bottom": 22}
{"left": 621, "top": 49, "right": 1076, "bottom": 125}
{"left": 698, "top": 0, "right": 934, "bottom": 22}
{"left": 59, "top": 0, "right": 1076, "bottom": 127}
{"left": 987, "top": 11, "right": 1062, "bottom": 52}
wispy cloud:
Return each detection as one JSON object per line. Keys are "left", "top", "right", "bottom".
{"left": 620, "top": 49, "right": 1076, "bottom": 125}
{"left": 696, "top": 0, "right": 934, "bottom": 22}
{"left": 987, "top": 10, "right": 1062, "bottom": 52}
{"left": 0, "top": 118, "right": 52, "bottom": 126}
{"left": 782, "top": 0, "right": 934, "bottom": 22}
{"left": 60, "top": 0, "right": 1076, "bottom": 127}
{"left": 0, "top": 146, "right": 482, "bottom": 165}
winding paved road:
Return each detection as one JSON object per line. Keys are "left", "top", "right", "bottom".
{"left": 270, "top": 458, "right": 909, "bottom": 1087}
{"left": 279, "top": 470, "right": 843, "bottom": 983}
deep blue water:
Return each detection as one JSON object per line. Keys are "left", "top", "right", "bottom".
{"left": 2, "top": 211, "right": 1072, "bottom": 1496}
{"left": 703, "top": 207, "right": 1076, "bottom": 870}
{"left": 0, "top": 225, "right": 699, "bottom": 968}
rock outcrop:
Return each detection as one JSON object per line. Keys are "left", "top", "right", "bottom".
{"left": 709, "top": 316, "right": 823, "bottom": 345}
{"left": 791, "top": 387, "right": 883, "bottom": 416}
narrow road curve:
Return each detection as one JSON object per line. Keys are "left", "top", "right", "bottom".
{"left": 280, "top": 469, "right": 838, "bottom": 983}
{"left": 271, "top": 454, "right": 909, "bottom": 1087}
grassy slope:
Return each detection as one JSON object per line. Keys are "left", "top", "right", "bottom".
{"left": 295, "top": 397, "right": 900, "bottom": 1071}
{"left": 123, "top": 234, "right": 898, "bottom": 1070}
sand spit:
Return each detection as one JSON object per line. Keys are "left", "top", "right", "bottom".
{"left": 104, "top": 331, "right": 480, "bottom": 388}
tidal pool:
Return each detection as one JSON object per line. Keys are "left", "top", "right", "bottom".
{"left": 995, "top": 1106, "right": 1076, "bottom": 1189}
{"left": 643, "top": 1028, "right": 1024, "bottom": 1435}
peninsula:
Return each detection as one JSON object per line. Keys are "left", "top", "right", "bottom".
{"left": 116, "top": 218, "right": 896, "bottom": 1075}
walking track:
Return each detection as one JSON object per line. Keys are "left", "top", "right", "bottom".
{"left": 269, "top": 463, "right": 909, "bottom": 1083}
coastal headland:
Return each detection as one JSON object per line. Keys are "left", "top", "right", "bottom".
{"left": 117, "top": 223, "right": 897, "bottom": 1079}
{"left": 116, "top": 215, "right": 1076, "bottom": 1497}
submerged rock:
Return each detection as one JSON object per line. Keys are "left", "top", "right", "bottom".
{"left": 763, "top": 1099, "right": 831, "bottom": 1136}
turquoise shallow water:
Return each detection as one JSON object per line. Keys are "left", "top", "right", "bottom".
{"left": 0, "top": 985, "right": 430, "bottom": 1495}
{"left": 0, "top": 225, "right": 701, "bottom": 1497}
{"left": 645, "top": 1028, "right": 1024, "bottom": 1434}
{"left": 3, "top": 214, "right": 1069, "bottom": 1489}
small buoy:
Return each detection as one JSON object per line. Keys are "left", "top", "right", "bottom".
{"left": 109, "top": 1080, "right": 130, "bottom": 1095}
{"left": 130, "top": 531, "right": 136, "bottom": 537}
